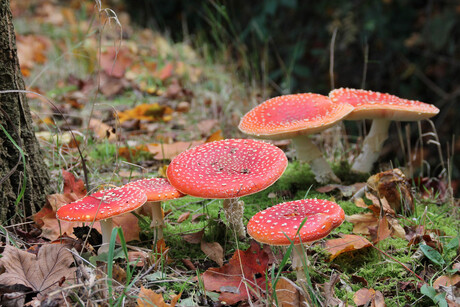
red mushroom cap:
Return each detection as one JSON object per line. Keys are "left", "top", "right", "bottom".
{"left": 56, "top": 186, "right": 147, "bottom": 222}
{"left": 247, "top": 199, "right": 345, "bottom": 245}
{"left": 166, "top": 139, "right": 288, "bottom": 199}
{"left": 125, "top": 178, "right": 185, "bottom": 201}
{"left": 238, "top": 93, "right": 354, "bottom": 139}
{"left": 329, "top": 88, "right": 439, "bottom": 121}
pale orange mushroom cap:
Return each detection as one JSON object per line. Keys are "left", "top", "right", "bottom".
{"left": 125, "top": 178, "right": 185, "bottom": 201}
{"left": 329, "top": 88, "right": 439, "bottom": 121}
{"left": 56, "top": 186, "right": 147, "bottom": 222}
{"left": 166, "top": 139, "right": 288, "bottom": 199}
{"left": 247, "top": 199, "right": 345, "bottom": 246}
{"left": 238, "top": 93, "right": 354, "bottom": 140}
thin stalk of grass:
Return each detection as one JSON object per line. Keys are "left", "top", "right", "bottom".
{"left": 329, "top": 27, "right": 338, "bottom": 90}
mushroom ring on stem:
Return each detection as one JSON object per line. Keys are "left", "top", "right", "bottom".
{"left": 125, "top": 177, "right": 185, "bottom": 242}
{"left": 167, "top": 139, "right": 288, "bottom": 239}
{"left": 329, "top": 88, "right": 439, "bottom": 174}
{"left": 56, "top": 186, "right": 147, "bottom": 253}
{"left": 247, "top": 198, "right": 345, "bottom": 281}
{"left": 239, "top": 93, "right": 354, "bottom": 183}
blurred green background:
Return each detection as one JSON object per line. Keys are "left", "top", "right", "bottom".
{"left": 124, "top": 0, "right": 459, "bottom": 181}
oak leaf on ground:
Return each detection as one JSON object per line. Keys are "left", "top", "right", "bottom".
{"left": 0, "top": 244, "right": 76, "bottom": 295}
{"left": 137, "top": 286, "right": 181, "bottom": 307}
{"left": 353, "top": 288, "right": 386, "bottom": 307}
{"left": 324, "top": 234, "right": 372, "bottom": 261}
{"left": 201, "top": 240, "right": 269, "bottom": 305}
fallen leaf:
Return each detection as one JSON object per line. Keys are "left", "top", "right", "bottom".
{"left": 201, "top": 240, "right": 269, "bottom": 305}
{"left": 0, "top": 245, "right": 76, "bottom": 296}
{"left": 16, "top": 34, "right": 51, "bottom": 76}
{"left": 147, "top": 140, "right": 204, "bottom": 160}
{"left": 177, "top": 212, "right": 190, "bottom": 223}
{"left": 367, "top": 168, "right": 414, "bottom": 214}
{"left": 191, "top": 213, "right": 207, "bottom": 223}
{"left": 88, "top": 119, "right": 117, "bottom": 141}
{"left": 182, "top": 230, "right": 204, "bottom": 244}
{"left": 325, "top": 234, "right": 372, "bottom": 261}
{"left": 117, "top": 103, "right": 174, "bottom": 123}
{"left": 99, "top": 46, "right": 134, "bottom": 78}
{"left": 433, "top": 275, "right": 460, "bottom": 289}
{"left": 368, "top": 215, "right": 392, "bottom": 243}
{"left": 354, "top": 288, "right": 375, "bottom": 306}
{"left": 62, "top": 169, "right": 86, "bottom": 198}
{"left": 274, "top": 277, "right": 304, "bottom": 307}
{"left": 201, "top": 241, "right": 224, "bottom": 267}
{"left": 205, "top": 129, "right": 224, "bottom": 143}
{"left": 346, "top": 213, "right": 378, "bottom": 235}
{"left": 137, "top": 286, "right": 181, "bottom": 307}
{"left": 182, "top": 259, "right": 196, "bottom": 271}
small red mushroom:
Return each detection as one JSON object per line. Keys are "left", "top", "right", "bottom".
{"left": 56, "top": 186, "right": 147, "bottom": 253}
{"left": 329, "top": 88, "right": 440, "bottom": 173}
{"left": 247, "top": 198, "right": 345, "bottom": 280}
{"left": 167, "top": 139, "right": 287, "bottom": 238}
{"left": 125, "top": 177, "right": 184, "bottom": 241}
{"left": 239, "top": 93, "right": 354, "bottom": 183}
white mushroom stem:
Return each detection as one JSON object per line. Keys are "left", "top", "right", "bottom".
{"left": 291, "top": 136, "right": 340, "bottom": 184}
{"left": 141, "top": 201, "right": 164, "bottom": 241}
{"left": 222, "top": 198, "right": 246, "bottom": 239}
{"left": 351, "top": 118, "right": 391, "bottom": 173}
{"left": 291, "top": 244, "right": 310, "bottom": 281}
{"left": 99, "top": 218, "right": 113, "bottom": 254}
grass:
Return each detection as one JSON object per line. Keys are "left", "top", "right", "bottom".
{"left": 4, "top": 1, "right": 459, "bottom": 306}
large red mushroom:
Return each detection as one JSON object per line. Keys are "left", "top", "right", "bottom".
{"left": 239, "top": 93, "right": 354, "bottom": 183}
{"left": 56, "top": 186, "right": 147, "bottom": 253}
{"left": 167, "top": 139, "right": 287, "bottom": 238}
{"left": 329, "top": 88, "right": 440, "bottom": 173}
{"left": 247, "top": 198, "right": 345, "bottom": 281}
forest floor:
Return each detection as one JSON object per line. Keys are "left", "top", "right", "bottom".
{"left": 1, "top": 1, "right": 459, "bottom": 306}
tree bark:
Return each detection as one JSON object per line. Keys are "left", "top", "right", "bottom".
{"left": 0, "top": 0, "right": 50, "bottom": 222}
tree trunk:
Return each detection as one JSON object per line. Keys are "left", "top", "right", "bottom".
{"left": 0, "top": 0, "right": 50, "bottom": 223}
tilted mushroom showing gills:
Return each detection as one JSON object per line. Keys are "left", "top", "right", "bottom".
{"left": 247, "top": 199, "right": 345, "bottom": 281}
{"left": 125, "top": 177, "right": 185, "bottom": 242}
{"left": 167, "top": 139, "right": 288, "bottom": 239}
{"left": 329, "top": 88, "right": 439, "bottom": 174}
{"left": 56, "top": 186, "right": 147, "bottom": 253}
{"left": 239, "top": 93, "right": 354, "bottom": 184}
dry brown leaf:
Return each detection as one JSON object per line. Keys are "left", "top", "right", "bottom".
{"left": 201, "top": 241, "right": 269, "bottom": 305}
{"left": 137, "top": 286, "right": 181, "bottom": 307}
{"left": 99, "top": 46, "right": 134, "bottom": 78}
{"left": 182, "top": 230, "right": 204, "bottom": 244}
{"left": 201, "top": 241, "right": 224, "bottom": 267}
{"left": 62, "top": 169, "right": 86, "bottom": 198}
{"left": 274, "top": 277, "right": 304, "bottom": 307}
{"left": 147, "top": 140, "right": 203, "bottom": 160}
{"left": 368, "top": 215, "right": 392, "bottom": 243}
{"left": 433, "top": 274, "right": 460, "bottom": 289}
{"left": 353, "top": 288, "right": 386, "bottom": 306}
{"left": 0, "top": 244, "right": 76, "bottom": 295}
{"left": 88, "top": 119, "right": 117, "bottom": 141}
{"left": 346, "top": 213, "right": 378, "bottom": 235}
{"left": 177, "top": 212, "right": 190, "bottom": 223}
{"left": 205, "top": 129, "right": 224, "bottom": 143}
{"left": 325, "top": 234, "right": 372, "bottom": 261}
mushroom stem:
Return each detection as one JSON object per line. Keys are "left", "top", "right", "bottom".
{"left": 291, "top": 244, "right": 309, "bottom": 281}
{"left": 352, "top": 118, "right": 391, "bottom": 173}
{"left": 142, "top": 201, "right": 164, "bottom": 241}
{"left": 99, "top": 218, "right": 113, "bottom": 254}
{"left": 291, "top": 136, "right": 340, "bottom": 184}
{"left": 222, "top": 198, "right": 246, "bottom": 239}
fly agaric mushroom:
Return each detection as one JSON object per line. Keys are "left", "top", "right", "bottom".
{"left": 167, "top": 139, "right": 287, "bottom": 239}
{"left": 247, "top": 198, "right": 345, "bottom": 281}
{"left": 238, "top": 93, "right": 354, "bottom": 183}
{"left": 56, "top": 186, "right": 147, "bottom": 253}
{"left": 125, "top": 177, "right": 185, "bottom": 241}
{"left": 329, "top": 88, "right": 440, "bottom": 173}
